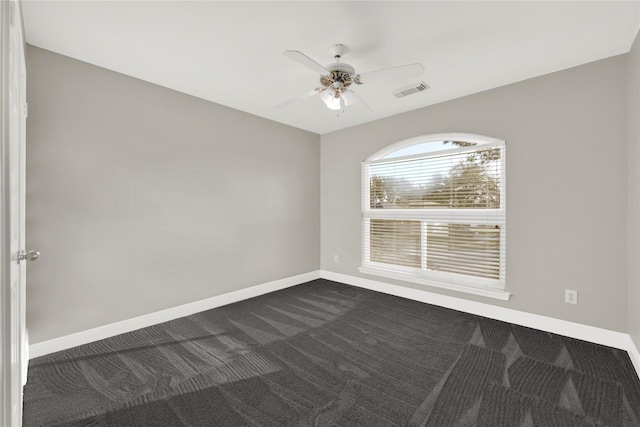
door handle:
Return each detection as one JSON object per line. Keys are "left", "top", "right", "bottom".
{"left": 18, "top": 250, "right": 39, "bottom": 263}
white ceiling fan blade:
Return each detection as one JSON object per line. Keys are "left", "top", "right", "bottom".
{"left": 283, "top": 50, "right": 329, "bottom": 75}
{"left": 356, "top": 63, "right": 424, "bottom": 85}
{"left": 274, "top": 88, "right": 323, "bottom": 109}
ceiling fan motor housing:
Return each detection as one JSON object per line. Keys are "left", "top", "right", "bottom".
{"left": 321, "top": 62, "right": 356, "bottom": 89}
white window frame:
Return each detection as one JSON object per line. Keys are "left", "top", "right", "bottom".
{"left": 359, "top": 133, "right": 509, "bottom": 300}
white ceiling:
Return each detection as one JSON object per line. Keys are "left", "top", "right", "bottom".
{"left": 22, "top": 1, "right": 640, "bottom": 135}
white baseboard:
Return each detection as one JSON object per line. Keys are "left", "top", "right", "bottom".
{"left": 320, "top": 270, "right": 640, "bottom": 378}
{"left": 29, "top": 270, "right": 321, "bottom": 359}
{"left": 627, "top": 336, "right": 640, "bottom": 377}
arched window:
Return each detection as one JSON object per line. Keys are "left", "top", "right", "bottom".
{"left": 360, "top": 133, "right": 508, "bottom": 299}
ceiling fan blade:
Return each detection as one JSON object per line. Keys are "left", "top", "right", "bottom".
{"left": 283, "top": 50, "right": 329, "bottom": 75}
{"left": 274, "top": 88, "right": 323, "bottom": 109}
{"left": 356, "top": 63, "right": 424, "bottom": 85}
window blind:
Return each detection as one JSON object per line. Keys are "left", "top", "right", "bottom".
{"left": 362, "top": 140, "right": 506, "bottom": 291}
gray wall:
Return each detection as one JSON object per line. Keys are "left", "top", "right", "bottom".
{"left": 321, "top": 55, "right": 629, "bottom": 332}
{"left": 630, "top": 29, "right": 640, "bottom": 347}
{"left": 26, "top": 46, "right": 320, "bottom": 344}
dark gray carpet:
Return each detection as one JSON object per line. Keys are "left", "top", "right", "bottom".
{"left": 23, "top": 279, "right": 640, "bottom": 426}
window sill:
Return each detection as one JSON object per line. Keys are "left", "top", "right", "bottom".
{"left": 358, "top": 266, "right": 511, "bottom": 301}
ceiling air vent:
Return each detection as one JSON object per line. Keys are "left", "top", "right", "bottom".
{"left": 393, "top": 82, "right": 430, "bottom": 98}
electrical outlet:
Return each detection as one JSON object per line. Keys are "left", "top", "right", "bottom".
{"left": 565, "top": 289, "right": 578, "bottom": 305}
{"left": 334, "top": 254, "right": 339, "bottom": 264}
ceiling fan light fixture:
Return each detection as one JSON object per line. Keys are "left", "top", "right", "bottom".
{"left": 319, "top": 87, "right": 335, "bottom": 104}
{"left": 325, "top": 95, "right": 342, "bottom": 110}
{"left": 320, "top": 87, "right": 342, "bottom": 110}
{"left": 341, "top": 89, "right": 356, "bottom": 106}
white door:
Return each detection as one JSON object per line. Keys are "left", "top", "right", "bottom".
{"left": 1, "top": 1, "right": 32, "bottom": 426}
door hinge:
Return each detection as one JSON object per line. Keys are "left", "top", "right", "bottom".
{"left": 24, "top": 103, "right": 28, "bottom": 118}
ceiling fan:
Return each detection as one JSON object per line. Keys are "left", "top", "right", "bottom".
{"left": 276, "top": 44, "right": 425, "bottom": 112}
